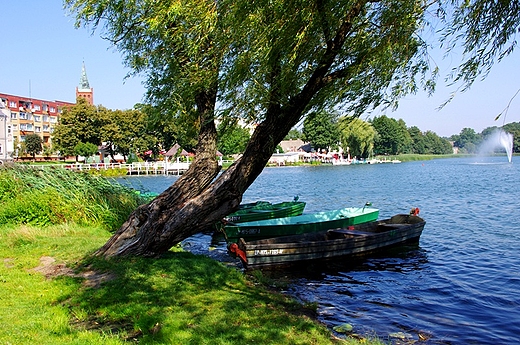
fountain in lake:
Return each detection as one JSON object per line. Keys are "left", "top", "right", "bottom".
{"left": 477, "top": 129, "right": 514, "bottom": 163}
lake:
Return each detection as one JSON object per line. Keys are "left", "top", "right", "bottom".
{"left": 115, "top": 156, "right": 520, "bottom": 344}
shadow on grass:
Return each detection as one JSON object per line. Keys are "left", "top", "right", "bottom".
{"left": 68, "top": 251, "right": 330, "bottom": 344}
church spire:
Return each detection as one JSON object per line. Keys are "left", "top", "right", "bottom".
{"left": 78, "top": 61, "right": 91, "bottom": 91}
{"left": 76, "top": 61, "right": 94, "bottom": 105}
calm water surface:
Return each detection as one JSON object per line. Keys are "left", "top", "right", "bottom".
{"left": 116, "top": 156, "right": 520, "bottom": 345}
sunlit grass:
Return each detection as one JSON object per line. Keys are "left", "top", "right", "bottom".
{"left": 0, "top": 223, "right": 378, "bottom": 345}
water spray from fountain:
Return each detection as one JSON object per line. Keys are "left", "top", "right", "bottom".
{"left": 477, "top": 129, "right": 514, "bottom": 163}
{"left": 489, "top": 89, "right": 518, "bottom": 163}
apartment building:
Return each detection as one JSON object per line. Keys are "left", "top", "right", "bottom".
{"left": 0, "top": 92, "right": 74, "bottom": 153}
{"left": 0, "top": 99, "right": 13, "bottom": 161}
{"left": 0, "top": 63, "right": 93, "bottom": 160}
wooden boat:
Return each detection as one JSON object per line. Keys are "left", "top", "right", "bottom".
{"left": 222, "top": 204, "right": 379, "bottom": 242}
{"left": 223, "top": 199, "right": 306, "bottom": 224}
{"left": 229, "top": 211, "right": 425, "bottom": 269}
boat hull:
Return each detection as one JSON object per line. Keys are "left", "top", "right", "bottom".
{"left": 235, "top": 214, "right": 425, "bottom": 268}
{"left": 224, "top": 201, "right": 306, "bottom": 223}
{"left": 223, "top": 207, "right": 379, "bottom": 241}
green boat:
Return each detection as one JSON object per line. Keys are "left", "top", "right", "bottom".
{"left": 223, "top": 204, "right": 379, "bottom": 242}
{"left": 223, "top": 198, "right": 306, "bottom": 224}
{"left": 230, "top": 212, "right": 425, "bottom": 269}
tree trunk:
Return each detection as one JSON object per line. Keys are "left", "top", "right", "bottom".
{"left": 96, "top": 105, "right": 299, "bottom": 257}
{"left": 95, "top": 3, "right": 367, "bottom": 257}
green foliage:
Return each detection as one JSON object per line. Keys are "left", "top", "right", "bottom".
{"left": 87, "top": 167, "right": 130, "bottom": 177}
{"left": 284, "top": 129, "right": 302, "bottom": 140}
{"left": 0, "top": 166, "right": 144, "bottom": 231}
{"left": 52, "top": 98, "right": 101, "bottom": 157}
{"left": 64, "top": 0, "right": 520, "bottom": 169}
{"left": 24, "top": 134, "right": 43, "bottom": 159}
{"left": 217, "top": 119, "right": 251, "bottom": 155}
{"left": 371, "top": 115, "right": 411, "bottom": 155}
{"left": 408, "top": 126, "right": 452, "bottom": 155}
{"left": 452, "top": 127, "right": 481, "bottom": 153}
{"left": 337, "top": 117, "right": 375, "bottom": 158}
{"left": 98, "top": 108, "right": 154, "bottom": 161}
{"left": 302, "top": 111, "right": 339, "bottom": 152}
{"left": 66, "top": 0, "right": 434, "bottom": 144}
{"left": 74, "top": 142, "right": 98, "bottom": 162}
{"left": 54, "top": 99, "right": 165, "bottom": 162}
{"left": 442, "top": 0, "right": 520, "bottom": 91}
{"left": 423, "top": 131, "right": 453, "bottom": 154}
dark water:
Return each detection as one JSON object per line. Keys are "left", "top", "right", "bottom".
{"left": 116, "top": 156, "right": 520, "bottom": 344}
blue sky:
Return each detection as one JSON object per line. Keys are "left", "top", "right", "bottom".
{"left": 1, "top": 1, "right": 518, "bottom": 137}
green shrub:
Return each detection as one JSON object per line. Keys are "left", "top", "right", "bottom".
{"left": 0, "top": 165, "right": 144, "bottom": 231}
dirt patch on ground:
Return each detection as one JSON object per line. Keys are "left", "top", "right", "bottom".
{"left": 32, "top": 256, "right": 115, "bottom": 288}
{"left": 3, "top": 258, "right": 15, "bottom": 268}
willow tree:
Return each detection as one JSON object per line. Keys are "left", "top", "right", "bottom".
{"left": 65, "top": 0, "right": 457, "bottom": 257}
{"left": 338, "top": 117, "right": 376, "bottom": 159}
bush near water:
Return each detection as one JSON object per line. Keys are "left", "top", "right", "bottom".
{"left": 0, "top": 165, "right": 143, "bottom": 230}
{"left": 0, "top": 165, "right": 384, "bottom": 344}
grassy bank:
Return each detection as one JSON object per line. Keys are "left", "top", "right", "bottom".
{"left": 0, "top": 165, "right": 384, "bottom": 344}
{"left": 1, "top": 223, "right": 362, "bottom": 344}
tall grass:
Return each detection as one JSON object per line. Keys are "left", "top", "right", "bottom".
{"left": 0, "top": 165, "right": 144, "bottom": 231}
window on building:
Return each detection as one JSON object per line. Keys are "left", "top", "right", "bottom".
{"left": 42, "top": 104, "right": 48, "bottom": 111}
{"left": 12, "top": 124, "right": 17, "bottom": 131}
{"left": 9, "top": 101, "right": 16, "bottom": 108}
{"left": 20, "top": 124, "right": 34, "bottom": 131}
{"left": 50, "top": 106, "right": 55, "bottom": 113}
{"left": 35, "top": 126, "right": 41, "bottom": 133}
{"left": 43, "top": 125, "right": 49, "bottom": 132}
{"left": 49, "top": 117, "right": 57, "bottom": 123}
{"left": 11, "top": 113, "right": 17, "bottom": 119}
{"left": 19, "top": 112, "right": 28, "bottom": 120}
{"left": 34, "top": 116, "right": 41, "bottom": 122}
{"left": 43, "top": 115, "right": 49, "bottom": 122}
{"left": 33, "top": 104, "right": 41, "bottom": 111}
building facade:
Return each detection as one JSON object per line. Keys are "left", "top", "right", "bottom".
{"left": 0, "top": 63, "right": 92, "bottom": 160}
{"left": 0, "top": 93, "right": 74, "bottom": 157}
{"left": 0, "top": 99, "right": 13, "bottom": 161}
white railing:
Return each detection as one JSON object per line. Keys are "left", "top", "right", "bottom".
{"left": 26, "top": 161, "right": 192, "bottom": 175}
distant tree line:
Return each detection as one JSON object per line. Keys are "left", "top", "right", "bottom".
{"left": 450, "top": 123, "right": 520, "bottom": 154}
{"left": 49, "top": 98, "right": 517, "bottom": 162}
{"left": 289, "top": 111, "right": 518, "bottom": 158}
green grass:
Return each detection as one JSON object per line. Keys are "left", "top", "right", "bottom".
{"left": 0, "top": 223, "right": 387, "bottom": 345}
{"left": 0, "top": 164, "right": 386, "bottom": 345}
